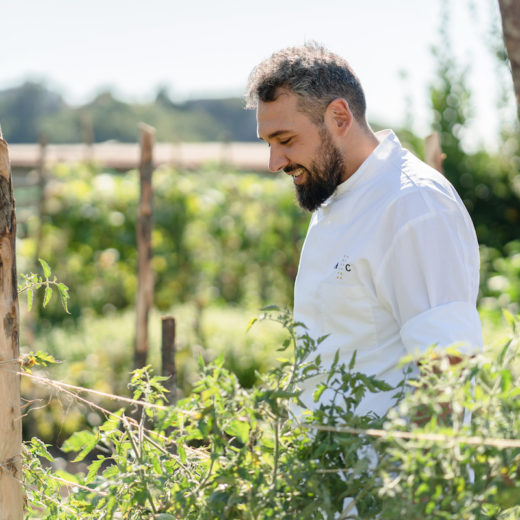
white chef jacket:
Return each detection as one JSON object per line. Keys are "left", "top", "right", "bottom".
{"left": 294, "top": 130, "right": 482, "bottom": 418}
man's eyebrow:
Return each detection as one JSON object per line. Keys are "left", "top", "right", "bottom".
{"left": 259, "top": 130, "right": 292, "bottom": 142}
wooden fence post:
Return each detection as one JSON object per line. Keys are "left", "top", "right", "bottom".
{"left": 161, "top": 316, "right": 177, "bottom": 404}
{"left": 498, "top": 0, "right": 520, "bottom": 114}
{"left": 80, "top": 111, "right": 94, "bottom": 162}
{"left": 134, "top": 123, "right": 155, "bottom": 369}
{"left": 0, "top": 125, "right": 24, "bottom": 519}
{"left": 425, "top": 131, "right": 445, "bottom": 174}
{"left": 33, "top": 134, "right": 47, "bottom": 268}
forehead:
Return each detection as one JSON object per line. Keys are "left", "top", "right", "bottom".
{"left": 256, "top": 91, "right": 313, "bottom": 140}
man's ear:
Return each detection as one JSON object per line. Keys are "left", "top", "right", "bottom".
{"left": 325, "top": 98, "right": 353, "bottom": 136}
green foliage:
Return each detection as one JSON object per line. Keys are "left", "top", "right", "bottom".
{"left": 22, "top": 309, "right": 520, "bottom": 519}
{"left": 0, "top": 82, "right": 257, "bottom": 143}
{"left": 19, "top": 304, "right": 287, "bottom": 443}
{"left": 479, "top": 241, "right": 520, "bottom": 318}
{"left": 380, "top": 338, "right": 520, "bottom": 518}
{"left": 428, "top": 4, "right": 520, "bottom": 251}
{"left": 18, "top": 164, "right": 308, "bottom": 322}
{"left": 18, "top": 258, "right": 70, "bottom": 313}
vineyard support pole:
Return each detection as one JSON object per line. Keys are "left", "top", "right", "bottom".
{"left": 424, "top": 131, "right": 445, "bottom": 174}
{"left": 498, "top": 0, "right": 520, "bottom": 115}
{"left": 34, "top": 134, "right": 47, "bottom": 268}
{"left": 0, "top": 125, "right": 24, "bottom": 519}
{"left": 134, "top": 123, "right": 155, "bottom": 369}
{"left": 161, "top": 316, "right": 177, "bottom": 404}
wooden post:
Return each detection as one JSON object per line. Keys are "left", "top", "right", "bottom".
{"left": 134, "top": 123, "right": 155, "bottom": 369}
{"left": 424, "top": 132, "right": 445, "bottom": 174}
{"left": 161, "top": 316, "right": 177, "bottom": 404}
{"left": 80, "top": 111, "right": 94, "bottom": 162}
{"left": 0, "top": 125, "right": 24, "bottom": 519}
{"left": 498, "top": 0, "right": 520, "bottom": 114}
{"left": 34, "top": 134, "right": 47, "bottom": 268}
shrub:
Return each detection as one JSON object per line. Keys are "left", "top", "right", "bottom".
{"left": 22, "top": 308, "right": 520, "bottom": 519}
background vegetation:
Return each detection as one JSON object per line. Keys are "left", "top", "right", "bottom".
{"left": 0, "top": 83, "right": 257, "bottom": 143}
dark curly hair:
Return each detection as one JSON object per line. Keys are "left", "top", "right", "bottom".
{"left": 245, "top": 42, "right": 367, "bottom": 126}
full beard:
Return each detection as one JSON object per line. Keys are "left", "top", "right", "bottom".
{"left": 291, "top": 130, "right": 345, "bottom": 212}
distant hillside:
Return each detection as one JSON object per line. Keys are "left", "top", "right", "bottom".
{"left": 0, "top": 82, "right": 258, "bottom": 143}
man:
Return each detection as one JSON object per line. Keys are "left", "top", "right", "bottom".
{"left": 246, "top": 43, "right": 483, "bottom": 417}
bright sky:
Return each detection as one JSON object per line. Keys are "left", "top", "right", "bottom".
{"left": 2, "top": 0, "right": 511, "bottom": 149}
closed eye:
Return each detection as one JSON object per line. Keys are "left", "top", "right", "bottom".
{"left": 279, "top": 137, "right": 292, "bottom": 145}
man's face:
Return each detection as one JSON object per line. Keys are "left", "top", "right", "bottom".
{"left": 257, "top": 90, "right": 346, "bottom": 211}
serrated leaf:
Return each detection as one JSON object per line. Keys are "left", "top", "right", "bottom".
{"left": 61, "top": 430, "right": 98, "bottom": 462}
{"left": 43, "top": 286, "right": 52, "bottom": 308}
{"left": 39, "top": 258, "right": 51, "bottom": 278}
{"left": 102, "top": 464, "right": 119, "bottom": 479}
{"left": 33, "top": 351, "right": 59, "bottom": 366}
{"left": 57, "top": 282, "right": 70, "bottom": 313}
{"left": 28, "top": 437, "right": 54, "bottom": 462}
{"left": 86, "top": 456, "right": 105, "bottom": 484}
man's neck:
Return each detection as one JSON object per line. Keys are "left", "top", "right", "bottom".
{"left": 341, "top": 125, "right": 379, "bottom": 182}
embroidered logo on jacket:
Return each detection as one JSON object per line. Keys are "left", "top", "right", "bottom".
{"left": 334, "top": 255, "right": 351, "bottom": 280}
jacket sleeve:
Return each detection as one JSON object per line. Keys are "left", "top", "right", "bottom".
{"left": 374, "top": 195, "right": 483, "bottom": 356}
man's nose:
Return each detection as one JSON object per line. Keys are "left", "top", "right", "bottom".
{"left": 268, "top": 147, "right": 289, "bottom": 173}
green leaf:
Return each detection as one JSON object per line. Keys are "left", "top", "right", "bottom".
{"left": 102, "top": 465, "right": 119, "bottom": 479}
{"left": 225, "top": 420, "right": 250, "bottom": 445}
{"left": 348, "top": 350, "right": 357, "bottom": 371}
{"left": 43, "top": 286, "right": 52, "bottom": 308}
{"left": 313, "top": 383, "right": 327, "bottom": 403}
{"left": 61, "top": 430, "right": 99, "bottom": 462}
{"left": 33, "top": 351, "right": 59, "bottom": 366}
{"left": 57, "top": 282, "right": 70, "bottom": 313}
{"left": 54, "top": 469, "right": 79, "bottom": 484}
{"left": 39, "top": 258, "right": 51, "bottom": 278}
{"left": 246, "top": 317, "right": 257, "bottom": 332}
{"left": 86, "top": 456, "right": 105, "bottom": 484}
{"left": 260, "top": 304, "right": 280, "bottom": 311}
{"left": 371, "top": 379, "right": 393, "bottom": 392}
{"left": 27, "top": 437, "right": 54, "bottom": 462}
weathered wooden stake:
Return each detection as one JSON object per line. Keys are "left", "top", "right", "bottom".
{"left": 498, "top": 0, "right": 520, "bottom": 115}
{"left": 34, "top": 134, "right": 47, "bottom": 268}
{"left": 425, "top": 131, "right": 445, "bottom": 174}
{"left": 134, "top": 123, "right": 156, "bottom": 369}
{"left": 80, "top": 111, "right": 94, "bottom": 162}
{"left": 0, "top": 125, "right": 24, "bottom": 519}
{"left": 161, "top": 316, "right": 177, "bottom": 404}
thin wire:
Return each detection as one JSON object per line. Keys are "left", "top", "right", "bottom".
{"left": 308, "top": 424, "right": 520, "bottom": 449}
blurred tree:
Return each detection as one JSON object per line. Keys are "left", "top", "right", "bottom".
{"left": 429, "top": 1, "right": 520, "bottom": 250}
{"left": 0, "top": 82, "right": 64, "bottom": 142}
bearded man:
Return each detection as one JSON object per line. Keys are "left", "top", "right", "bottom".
{"left": 246, "top": 43, "right": 483, "bottom": 417}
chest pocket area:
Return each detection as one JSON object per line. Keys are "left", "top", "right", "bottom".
{"left": 317, "top": 277, "right": 376, "bottom": 345}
